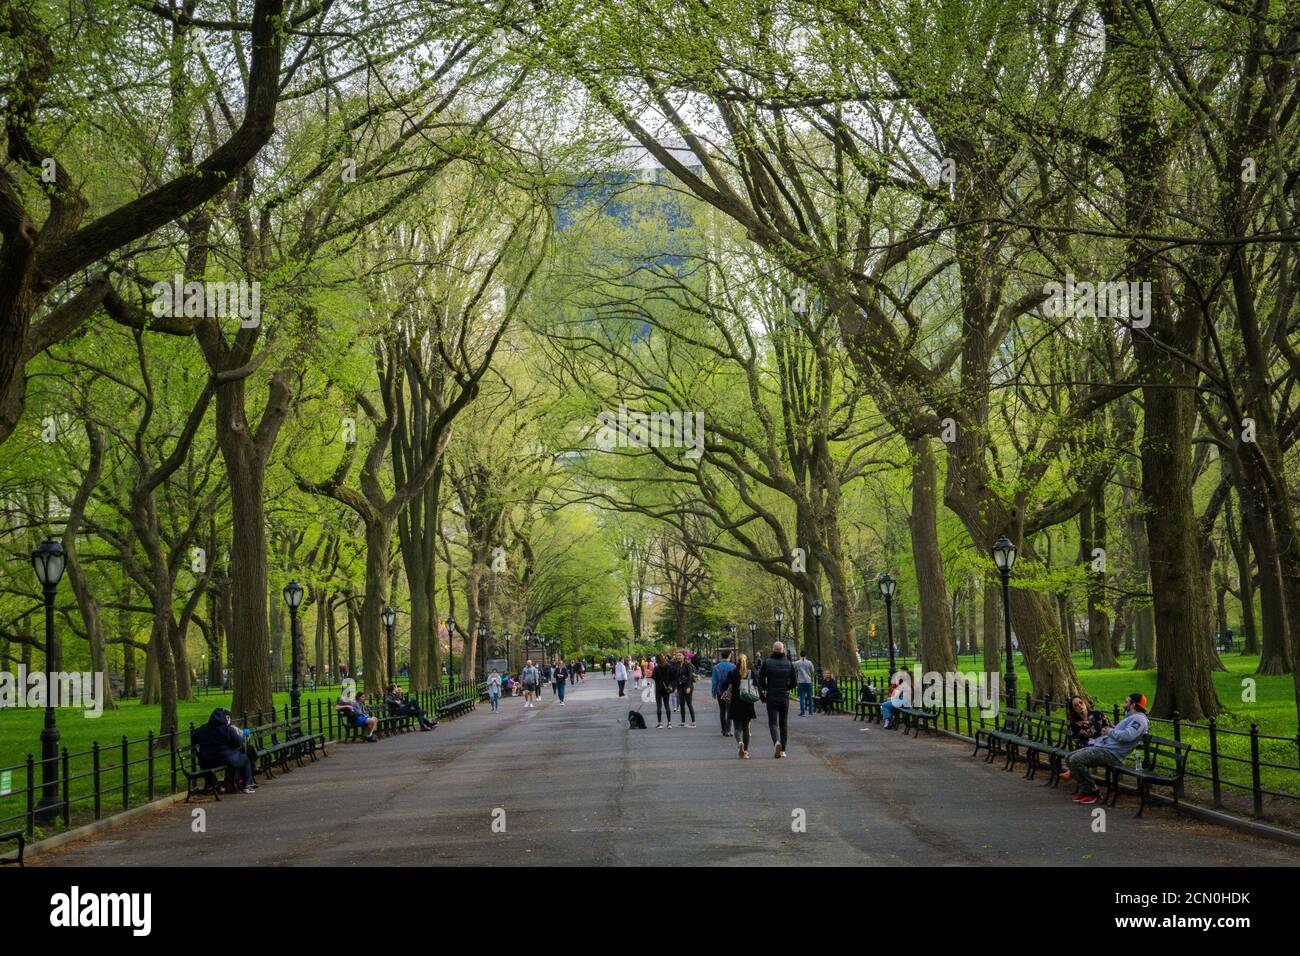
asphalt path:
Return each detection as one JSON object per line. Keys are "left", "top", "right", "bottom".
{"left": 31, "top": 673, "right": 1300, "bottom": 866}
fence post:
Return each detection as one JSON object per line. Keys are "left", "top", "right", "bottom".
{"left": 146, "top": 730, "right": 156, "bottom": 801}
{"left": 1207, "top": 717, "right": 1222, "bottom": 808}
{"left": 121, "top": 735, "right": 129, "bottom": 810}
{"left": 169, "top": 727, "right": 178, "bottom": 794}
{"left": 60, "top": 747, "right": 70, "bottom": 828}
{"left": 941, "top": 677, "right": 948, "bottom": 731}
{"left": 92, "top": 742, "right": 102, "bottom": 820}
{"left": 25, "top": 754, "right": 35, "bottom": 839}
{"left": 1249, "top": 722, "right": 1263, "bottom": 818}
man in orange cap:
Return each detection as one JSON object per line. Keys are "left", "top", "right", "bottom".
{"left": 1066, "top": 693, "right": 1150, "bottom": 805}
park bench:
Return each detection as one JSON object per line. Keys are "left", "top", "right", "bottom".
{"left": 972, "top": 708, "right": 1030, "bottom": 763}
{"left": 179, "top": 741, "right": 227, "bottom": 802}
{"left": 996, "top": 712, "right": 1066, "bottom": 777}
{"left": 896, "top": 704, "right": 939, "bottom": 737}
{"left": 436, "top": 696, "right": 475, "bottom": 720}
{"left": 0, "top": 829, "right": 25, "bottom": 866}
{"left": 248, "top": 718, "right": 326, "bottom": 777}
{"left": 1104, "top": 734, "right": 1190, "bottom": 817}
{"left": 336, "top": 707, "right": 412, "bottom": 741}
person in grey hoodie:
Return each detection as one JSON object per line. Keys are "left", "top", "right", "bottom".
{"left": 1065, "top": 693, "right": 1150, "bottom": 804}
{"left": 792, "top": 651, "right": 816, "bottom": 717}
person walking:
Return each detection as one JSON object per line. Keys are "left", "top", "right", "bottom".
{"left": 488, "top": 668, "right": 502, "bottom": 712}
{"left": 673, "top": 650, "right": 697, "bottom": 727}
{"left": 633, "top": 661, "right": 643, "bottom": 689}
{"left": 793, "top": 650, "right": 816, "bottom": 717}
{"left": 711, "top": 649, "right": 737, "bottom": 736}
{"left": 725, "top": 654, "right": 757, "bottom": 758}
{"left": 652, "top": 654, "right": 674, "bottom": 728}
{"left": 521, "top": 660, "right": 539, "bottom": 708}
{"left": 759, "top": 641, "right": 794, "bottom": 757}
{"left": 614, "top": 658, "right": 628, "bottom": 696}
{"left": 554, "top": 659, "right": 570, "bottom": 704}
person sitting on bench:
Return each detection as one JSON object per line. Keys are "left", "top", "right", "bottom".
{"left": 386, "top": 683, "right": 436, "bottom": 731}
{"left": 1064, "top": 695, "right": 1111, "bottom": 755}
{"left": 1065, "top": 693, "right": 1149, "bottom": 805}
{"left": 817, "top": 671, "right": 842, "bottom": 714}
{"left": 193, "top": 708, "right": 257, "bottom": 793}
{"left": 880, "top": 673, "right": 912, "bottom": 729}
{"left": 338, "top": 692, "right": 379, "bottom": 742}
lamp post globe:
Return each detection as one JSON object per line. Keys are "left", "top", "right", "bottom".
{"left": 31, "top": 539, "right": 66, "bottom": 823}
{"left": 991, "top": 536, "right": 1018, "bottom": 710}
{"left": 283, "top": 580, "right": 305, "bottom": 719}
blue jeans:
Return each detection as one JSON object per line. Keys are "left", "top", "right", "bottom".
{"left": 489, "top": 690, "right": 500, "bottom": 711}
{"left": 797, "top": 683, "right": 813, "bottom": 715}
{"left": 882, "top": 699, "right": 909, "bottom": 723}
{"left": 557, "top": 680, "right": 567, "bottom": 702}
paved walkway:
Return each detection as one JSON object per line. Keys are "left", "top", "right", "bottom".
{"left": 32, "top": 675, "right": 1300, "bottom": 866}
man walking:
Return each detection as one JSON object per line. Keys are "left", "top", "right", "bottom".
{"left": 793, "top": 650, "right": 816, "bottom": 717}
{"left": 1065, "top": 693, "right": 1151, "bottom": 804}
{"left": 614, "top": 658, "right": 628, "bottom": 696}
{"left": 521, "top": 660, "right": 539, "bottom": 708}
{"left": 711, "top": 649, "right": 737, "bottom": 736}
{"left": 759, "top": 641, "right": 795, "bottom": 758}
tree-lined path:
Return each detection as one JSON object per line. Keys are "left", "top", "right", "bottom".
{"left": 33, "top": 677, "right": 1299, "bottom": 867}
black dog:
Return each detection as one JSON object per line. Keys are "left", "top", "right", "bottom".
{"left": 627, "top": 710, "right": 647, "bottom": 730}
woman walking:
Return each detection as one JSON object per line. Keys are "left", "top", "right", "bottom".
{"left": 633, "top": 661, "right": 643, "bottom": 689}
{"left": 488, "top": 668, "right": 502, "bottom": 712}
{"left": 614, "top": 658, "right": 628, "bottom": 697}
{"left": 673, "top": 650, "right": 697, "bottom": 727}
{"left": 725, "top": 654, "right": 757, "bottom": 757}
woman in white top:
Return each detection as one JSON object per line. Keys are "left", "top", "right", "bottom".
{"left": 614, "top": 659, "right": 628, "bottom": 697}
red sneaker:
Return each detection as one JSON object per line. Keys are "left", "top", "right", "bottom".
{"left": 1059, "top": 771, "right": 1071, "bottom": 781}
{"left": 1072, "top": 793, "right": 1099, "bottom": 805}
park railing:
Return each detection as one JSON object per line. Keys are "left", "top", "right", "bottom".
{"left": 0, "top": 678, "right": 490, "bottom": 852}
{"left": 835, "top": 673, "right": 1300, "bottom": 827}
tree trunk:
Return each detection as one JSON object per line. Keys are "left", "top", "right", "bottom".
{"left": 360, "top": 518, "right": 394, "bottom": 695}
{"left": 223, "top": 431, "right": 274, "bottom": 715}
{"left": 907, "top": 436, "right": 957, "bottom": 675}
{"left": 1083, "top": 495, "right": 1117, "bottom": 667}
{"left": 983, "top": 573, "right": 1001, "bottom": 679}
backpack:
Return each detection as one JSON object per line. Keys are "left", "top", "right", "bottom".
{"left": 627, "top": 710, "right": 647, "bottom": 730}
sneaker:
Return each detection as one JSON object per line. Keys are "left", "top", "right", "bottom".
{"left": 239, "top": 784, "right": 257, "bottom": 793}
{"left": 364, "top": 735, "right": 379, "bottom": 743}
{"left": 774, "top": 742, "right": 784, "bottom": 759}
{"left": 667, "top": 724, "right": 673, "bottom": 729}
{"left": 1059, "top": 771, "right": 1072, "bottom": 781}
{"left": 1072, "top": 793, "right": 1099, "bottom": 805}
{"left": 656, "top": 723, "right": 663, "bottom": 729}
{"left": 687, "top": 722, "right": 696, "bottom": 728}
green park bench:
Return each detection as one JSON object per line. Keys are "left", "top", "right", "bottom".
{"left": 1104, "top": 735, "right": 1191, "bottom": 817}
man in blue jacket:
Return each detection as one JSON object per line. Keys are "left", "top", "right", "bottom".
{"left": 711, "top": 649, "right": 737, "bottom": 737}
{"left": 192, "top": 708, "right": 257, "bottom": 793}
{"left": 1066, "top": 693, "right": 1150, "bottom": 805}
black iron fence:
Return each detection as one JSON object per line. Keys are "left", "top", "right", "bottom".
{"left": 834, "top": 673, "right": 1300, "bottom": 825}
{"left": 0, "top": 679, "right": 488, "bottom": 849}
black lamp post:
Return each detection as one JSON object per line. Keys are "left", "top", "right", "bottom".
{"left": 382, "top": 606, "right": 396, "bottom": 685}
{"left": 992, "top": 536, "right": 1018, "bottom": 710}
{"left": 747, "top": 619, "right": 757, "bottom": 663}
{"left": 811, "top": 598, "right": 824, "bottom": 676}
{"left": 504, "top": 631, "right": 512, "bottom": 671}
{"left": 31, "top": 539, "right": 66, "bottom": 823}
{"left": 478, "top": 621, "right": 488, "bottom": 681}
{"left": 283, "top": 580, "right": 305, "bottom": 719}
{"left": 877, "top": 573, "right": 897, "bottom": 678}
{"left": 446, "top": 617, "right": 456, "bottom": 690}
{"left": 774, "top": 607, "right": 784, "bottom": 655}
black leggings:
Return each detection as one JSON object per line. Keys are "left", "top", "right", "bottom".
{"left": 735, "top": 718, "right": 751, "bottom": 751}
{"left": 767, "top": 700, "right": 789, "bottom": 747}
{"left": 678, "top": 687, "right": 696, "bottom": 722}
{"left": 655, "top": 688, "right": 673, "bottom": 722}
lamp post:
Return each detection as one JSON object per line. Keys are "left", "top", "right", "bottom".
{"left": 446, "top": 617, "right": 456, "bottom": 690}
{"left": 478, "top": 621, "right": 488, "bottom": 681}
{"left": 283, "top": 580, "right": 305, "bottom": 719}
{"left": 382, "top": 606, "right": 396, "bottom": 685}
{"left": 748, "top": 619, "right": 757, "bottom": 663}
{"left": 992, "top": 536, "right": 1018, "bottom": 710}
{"left": 774, "top": 607, "right": 784, "bottom": 655}
{"left": 877, "top": 573, "right": 897, "bottom": 678}
{"left": 31, "top": 539, "right": 66, "bottom": 823}
{"left": 504, "top": 631, "right": 512, "bottom": 671}
{"left": 811, "top": 598, "right": 824, "bottom": 677}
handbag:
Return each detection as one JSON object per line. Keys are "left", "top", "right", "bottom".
{"left": 719, "top": 685, "right": 732, "bottom": 704}
{"left": 739, "top": 690, "right": 760, "bottom": 704}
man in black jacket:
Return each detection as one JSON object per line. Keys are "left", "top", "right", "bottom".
{"left": 192, "top": 708, "right": 257, "bottom": 792}
{"left": 759, "top": 642, "right": 794, "bottom": 758}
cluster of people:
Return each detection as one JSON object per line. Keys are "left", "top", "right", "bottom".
{"left": 1061, "top": 693, "right": 1150, "bottom": 805}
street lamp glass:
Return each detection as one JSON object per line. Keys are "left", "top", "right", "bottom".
{"left": 382, "top": 606, "right": 396, "bottom": 628}
{"left": 479, "top": 622, "right": 488, "bottom": 638}
{"left": 748, "top": 620, "right": 756, "bottom": 633}
{"left": 877, "top": 572, "right": 896, "bottom": 598}
{"left": 812, "top": 599, "right": 823, "bottom": 618}
{"left": 31, "top": 539, "right": 66, "bottom": 589}
{"left": 446, "top": 617, "right": 456, "bottom": 634}
{"left": 774, "top": 608, "right": 785, "bottom": 624}
{"left": 991, "top": 536, "right": 1017, "bottom": 572}
{"left": 283, "top": 579, "right": 304, "bottom": 609}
